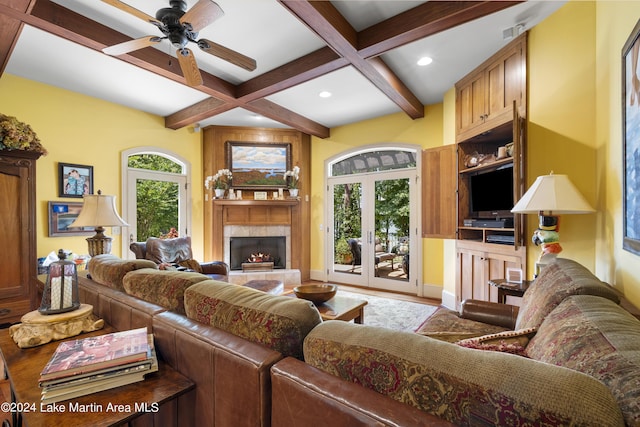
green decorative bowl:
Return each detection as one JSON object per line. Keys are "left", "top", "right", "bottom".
{"left": 293, "top": 284, "right": 337, "bottom": 304}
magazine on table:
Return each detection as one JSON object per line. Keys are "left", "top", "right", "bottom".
{"left": 39, "top": 328, "right": 151, "bottom": 382}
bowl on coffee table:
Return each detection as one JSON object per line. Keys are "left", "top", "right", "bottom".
{"left": 293, "top": 284, "right": 337, "bottom": 304}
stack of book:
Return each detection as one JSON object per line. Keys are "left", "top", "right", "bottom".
{"left": 38, "top": 327, "right": 158, "bottom": 404}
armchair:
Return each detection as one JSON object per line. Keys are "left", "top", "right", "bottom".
{"left": 130, "top": 236, "right": 229, "bottom": 281}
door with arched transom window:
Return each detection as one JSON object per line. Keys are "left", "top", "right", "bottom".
{"left": 120, "top": 148, "right": 190, "bottom": 259}
{"left": 326, "top": 146, "right": 421, "bottom": 293}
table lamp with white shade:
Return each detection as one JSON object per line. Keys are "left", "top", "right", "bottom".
{"left": 511, "top": 172, "right": 595, "bottom": 275}
{"left": 69, "top": 190, "right": 129, "bottom": 256}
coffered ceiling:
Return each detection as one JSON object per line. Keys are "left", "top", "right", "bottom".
{"left": 0, "top": 0, "right": 565, "bottom": 138}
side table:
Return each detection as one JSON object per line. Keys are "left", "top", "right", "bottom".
{"left": 488, "top": 279, "right": 533, "bottom": 304}
{"left": 0, "top": 325, "right": 194, "bottom": 427}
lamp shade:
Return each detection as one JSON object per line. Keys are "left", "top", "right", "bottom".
{"left": 70, "top": 191, "right": 129, "bottom": 228}
{"left": 511, "top": 173, "right": 595, "bottom": 214}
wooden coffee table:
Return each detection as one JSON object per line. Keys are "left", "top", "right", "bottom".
{"left": 0, "top": 324, "right": 193, "bottom": 427}
{"left": 315, "top": 295, "right": 368, "bottom": 324}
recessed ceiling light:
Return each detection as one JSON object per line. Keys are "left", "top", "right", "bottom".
{"left": 319, "top": 91, "right": 332, "bottom": 98}
{"left": 417, "top": 56, "right": 433, "bottom": 66}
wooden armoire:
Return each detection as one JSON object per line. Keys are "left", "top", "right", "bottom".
{"left": 0, "top": 150, "right": 41, "bottom": 325}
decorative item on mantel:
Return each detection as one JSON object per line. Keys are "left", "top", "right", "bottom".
{"left": 205, "top": 168, "right": 232, "bottom": 199}
{"left": 0, "top": 113, "right": 48, "bottom": 154}
{"left": 284, "top": 165, "right": 300, "bottom": 198}
{"left": 8, "top": 249, "right": 103, "bottom": 348}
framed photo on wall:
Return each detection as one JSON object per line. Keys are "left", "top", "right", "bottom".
{"left": 226, "top": 141, "right": 291, "bottom": 189}
{"left": 622, "top": 19, "right": 640, "bottom": 256}
{"left": 58, "top": 163, "right": 93, "bottom": 198}
{"left": 48, "top": 201, "right": 94, "bottom": 237}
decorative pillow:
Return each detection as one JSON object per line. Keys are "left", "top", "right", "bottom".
{"left": 123, "top": 268, "right": 209, "bottom": 314}
{"left": 415, "top": 307, "right": 509, "bottom": 342}
{"left": 87, "top": 254, "right": 158, "bottom": 292}
{"left": 515, "top": 258, "right": 620, "bottom": 330}
{"left": 456, "top": 327, "right": 537, "bottom": 356}
{"left": 185, "top": 281, "right": 322, "bottom": 359}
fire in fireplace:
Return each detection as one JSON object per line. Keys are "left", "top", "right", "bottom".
{"left": 229, "top": 236, "right": 286, "bottom": 270}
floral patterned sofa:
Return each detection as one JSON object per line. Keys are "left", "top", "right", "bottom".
{"left": 271, "top": 258, "right": 640, "bottom": 426}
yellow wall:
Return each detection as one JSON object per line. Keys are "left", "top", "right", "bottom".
{"left": 595, "top": 1, "right": 640, "bottom": 305}
{"left": 524, "top": 0, "right": 640, "bottom": 307}
{"left": 309, "top": 104, "right": 450, "bottom": 292}
{"left": 527, "top": 1, "right": 598, "bottom": 269}
{"left": 0, "top": 74, "right": 205, "bottom": 261}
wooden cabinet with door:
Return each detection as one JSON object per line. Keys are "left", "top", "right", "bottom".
{"left": 0, "top": 150, "right": 41, "bottom": 325}
{"left": 456, "top": 240, "right": 526, "bottom": 305}
{"left": 455, "top": 33, "right": 526, "bottom": 143}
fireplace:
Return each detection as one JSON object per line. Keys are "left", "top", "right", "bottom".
{"left": 229, "top": 236, "right": 286, "bottom": 271}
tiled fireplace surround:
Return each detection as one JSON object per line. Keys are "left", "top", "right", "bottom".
{"left": 224, "top": 225, "right": 301, "bottom": 286}
{"left": 212, "top": 200, "right": 303, "bottom": 287}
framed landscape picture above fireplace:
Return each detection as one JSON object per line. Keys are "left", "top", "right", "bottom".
{"left": 226, "top": 141, "right": 291, "bottom": 189}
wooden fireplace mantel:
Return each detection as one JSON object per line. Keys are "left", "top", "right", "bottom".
{"left": 210, "top": 199, "right": 302, "bottom": 272}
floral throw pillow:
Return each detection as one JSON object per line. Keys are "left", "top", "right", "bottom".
{"left": 456, "top": 327, "right": 537, "bottom": 356}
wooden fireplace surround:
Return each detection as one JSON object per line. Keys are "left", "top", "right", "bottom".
{"left": 203, "top": 126, "right": 311, "bottom": 281}
{"left": 211, "top": 199, "right": 301, "bottom": 272}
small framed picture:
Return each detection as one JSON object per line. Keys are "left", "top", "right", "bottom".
{"left": 58, "top": 163, "right": 93, "bottom": 198}
{"left": 254, "top": 191, "right": 268, "bottom": 200}
{"left": 48, "top": 202, "right": 94, "bottom": 237}
{"left": 506, "top": 267, "right": 523, "bottom": 284}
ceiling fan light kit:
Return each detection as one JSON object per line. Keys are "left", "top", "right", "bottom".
{"left": 101, "top": 0, "right": 256, "bottom": 86}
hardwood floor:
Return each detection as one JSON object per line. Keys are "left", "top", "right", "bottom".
{"left": 288, "top": 280, "right": 441, "bottom": 307}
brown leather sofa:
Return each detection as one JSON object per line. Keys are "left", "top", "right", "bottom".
{"left": 78, "top": 254, "right": 323, "bottom": 427}
{"left": 129, "top": 236, "right": 228, "bottom": 281}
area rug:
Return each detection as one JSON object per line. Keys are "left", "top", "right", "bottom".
{"left": 337, "top": 290, "right": 438, "bottom": 332}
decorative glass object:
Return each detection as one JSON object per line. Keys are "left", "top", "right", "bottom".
{"left": 40, "top": 249, "right": 80, "bottom": 315}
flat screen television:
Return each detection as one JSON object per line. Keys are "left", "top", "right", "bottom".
{"left": 469, "top": 165, "right": 514, "bottom": 218}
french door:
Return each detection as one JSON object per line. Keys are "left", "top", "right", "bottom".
{"left": 120, "top": 150, "right": 190, "bottom": 259}
{"left": 327, "top": 168, "right": 419, "bottom": 293}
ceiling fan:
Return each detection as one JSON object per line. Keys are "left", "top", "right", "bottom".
{"left": 101, "top": 0, "right": 257, "bottom": 87}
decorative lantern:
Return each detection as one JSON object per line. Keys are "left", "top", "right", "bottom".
{"left": 40, "top": 249, "right": 80, "bottom": 315}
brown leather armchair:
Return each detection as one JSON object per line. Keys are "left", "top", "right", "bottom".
{"left": 129, "top": 236, "right": 229, "bottom": 281}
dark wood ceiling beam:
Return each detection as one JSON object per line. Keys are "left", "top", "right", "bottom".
{"left": 279, "top": 0, "right": 423, "bottom": 120}
{"left": 165, "top": 97, "right": 230, "bottom": 129}
{"left": 165, "top": 91, "right": 331, "bottom": 138}
{"left": 246, "top": 99, "right": 329, "bottom": 139}
{"left": 24, "top": 0, "right": 236, "bottom": 99}
{"left": 237, "top": 47, "right": 348, "bottom": 100}
{"left": 358, "top": 1, "right": 523, "bottom": 58}
{"left": 0, "top": 1, "right": 36, "bottom": 75}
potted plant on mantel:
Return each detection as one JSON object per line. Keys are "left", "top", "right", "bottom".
{"left": 0, "top": 113, "right": 47, "bottom": 157}
{"left": 284, "top": 165, "right": 300, "bottom": 197}
{"left": 204, "top": 168, "right": 232, "bottom": 199}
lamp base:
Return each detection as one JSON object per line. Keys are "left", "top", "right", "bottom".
{"left": 86, "top": 226, "right": 113, "bottom": 257}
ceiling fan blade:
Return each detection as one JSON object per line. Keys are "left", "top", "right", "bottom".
{"left": 102, "top": 36, "right": 162, "bottom": 56}
{"left": 101, "top": 0, "right": 161, "bottom": 26}
{"left": 180, "top": 0, "right": 224, "bottom": 32}
{"left": 176, "top": 48, "right": 203, "bottom": 87}
{"left": 197, "top": 39, "right": 256, "bottom": 71}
